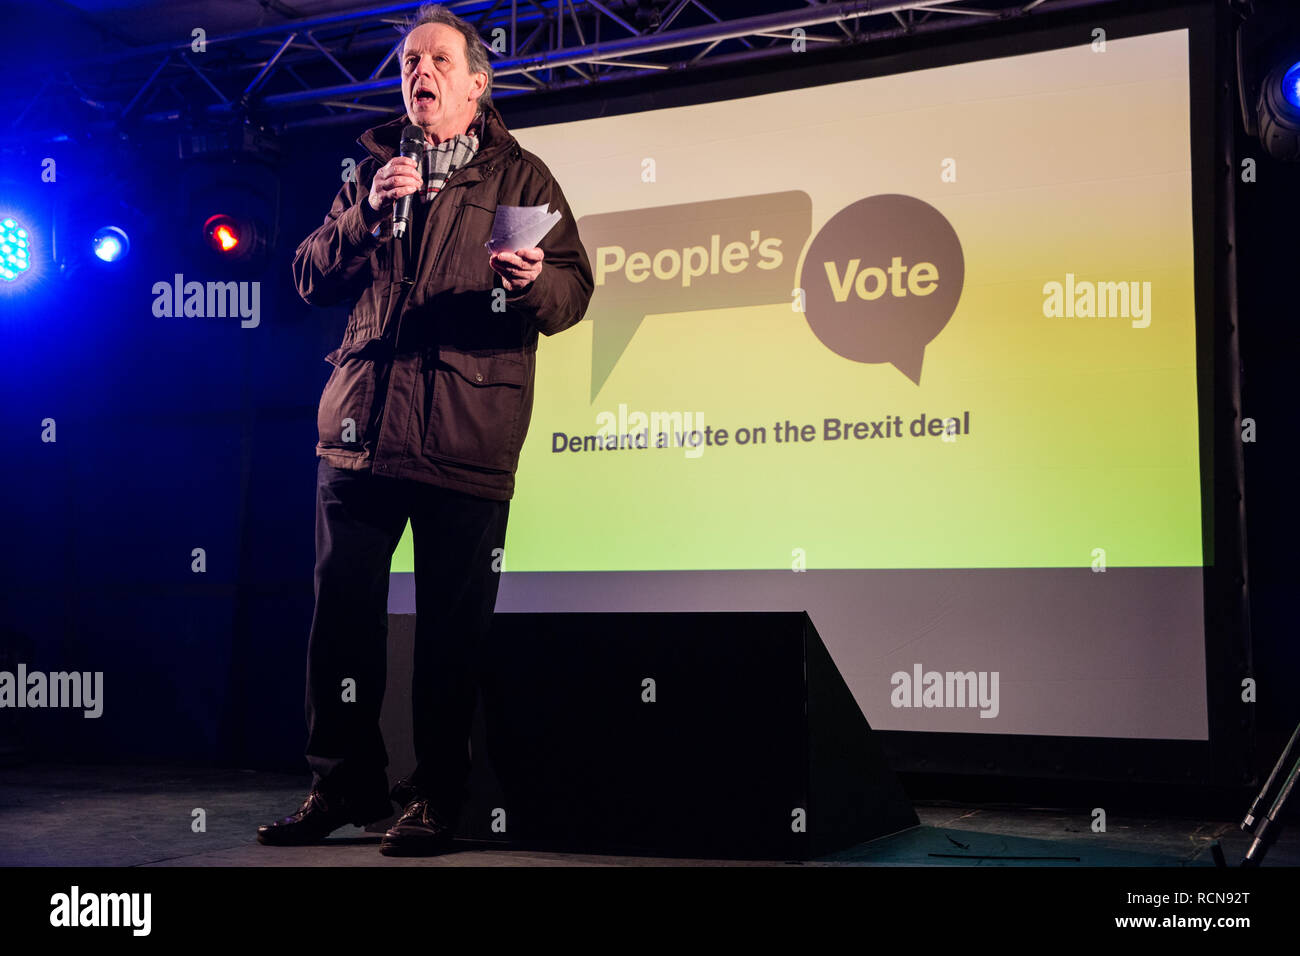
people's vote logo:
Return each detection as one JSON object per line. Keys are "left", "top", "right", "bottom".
{"left": 577, "top": 191, "right": 964, "bottom": 401}
{"left": 799, "top": 194, "right": 964, "bottom": 384}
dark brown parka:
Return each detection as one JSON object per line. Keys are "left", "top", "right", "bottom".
{"left": 292, "top": 102, "right": 594, "bottom": 500}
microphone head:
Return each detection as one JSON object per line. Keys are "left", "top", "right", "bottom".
{"left": 400, "top": 124, "right": 425, "bottom": 155}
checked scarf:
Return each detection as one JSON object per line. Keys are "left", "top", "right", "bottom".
{"left": 418, "top": 108, "right": 484, "bottom": 201}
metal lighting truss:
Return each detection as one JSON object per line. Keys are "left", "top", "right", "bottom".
{"left": 10, "top": 0, "right": 1128, "bottom": 140}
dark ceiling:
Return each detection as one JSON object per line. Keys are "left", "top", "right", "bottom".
{"left": 2, "top": 0, "right": 1173, "bottom": 140}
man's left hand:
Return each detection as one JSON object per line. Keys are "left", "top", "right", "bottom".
{"left": 490, "top": 247, "right": 544, "bottom": 293}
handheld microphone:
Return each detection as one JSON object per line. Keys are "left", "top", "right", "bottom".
{"left": 393, "top": 124, "right": 424, "bottom": 239}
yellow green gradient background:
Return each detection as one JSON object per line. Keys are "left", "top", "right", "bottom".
{"left": 394, "top": 28, "right": 1200, "bottom": 573}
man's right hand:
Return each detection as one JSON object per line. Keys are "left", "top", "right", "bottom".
{"left": 365, "top": 155, "right": 422, "bottom": 224}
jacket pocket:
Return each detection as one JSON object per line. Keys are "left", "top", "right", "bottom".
{"left": 425, "top": 348, "right": 528, "bottom": 473}
{"left": 317, "top": 337, "right": 385, "bottom": 450}
{"left": 448, "top": 200, "right": 498, "bottom": 285}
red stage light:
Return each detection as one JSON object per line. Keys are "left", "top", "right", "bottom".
{"left": 204, "top": 214, "right": 242, "bottom": 255}
{"left": 213, "top": 224, "right": 239, "bottom": 251}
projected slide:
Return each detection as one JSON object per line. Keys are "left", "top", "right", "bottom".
{"left": 391, "top": 27, "right": 1206, "bottom": 740}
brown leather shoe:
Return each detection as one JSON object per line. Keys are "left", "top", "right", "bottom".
{"left": 379, "top": 796, "right": 457, "bottom": 857}
{"left": 257, "top": 789, "right": 392, "bottom": 846}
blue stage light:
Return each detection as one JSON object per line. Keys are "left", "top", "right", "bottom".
{"left": 0, "top": 216, "right": 31, "bottom": 282}
{"left": 92, "top": 225, "right": 129, "bottom": 263}
{"left": 1284, "top": 61, "right": 1300, "bottom": 111}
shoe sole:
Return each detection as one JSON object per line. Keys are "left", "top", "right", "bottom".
{"left": 257, "top": 806, "right": 394, "bottom": 847}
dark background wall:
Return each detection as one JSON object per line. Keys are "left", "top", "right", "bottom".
{"left": 1234, "top": 113, "right": 1299, "bottom": 768}
{"left": 0, "top": 123, "right": 357, "bottom": 767}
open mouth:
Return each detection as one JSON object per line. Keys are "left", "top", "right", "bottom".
{"left": 414, "top": 89, "right": 436, "bottom": 104}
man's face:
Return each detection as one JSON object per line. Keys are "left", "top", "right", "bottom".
{"left": 401, "top": 22, "right": 486, "bottom": 143}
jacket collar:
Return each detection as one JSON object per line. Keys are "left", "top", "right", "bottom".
{"left": 358, "top": 101, "right": 518, "bottom": 170}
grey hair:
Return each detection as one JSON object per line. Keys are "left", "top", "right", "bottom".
{"left": 402, "top": 3, "right": 493, "bottom": 108}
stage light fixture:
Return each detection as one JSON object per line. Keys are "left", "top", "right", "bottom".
{"left": 1282, "top": 60, "right": 1300, "bottom": 110}
{"left": 1255, "top": 57, "right": 1300, "bottom": 161}
{"left": 92, "top": 226, "right": 130, "bottom": 263}
{"left": 201, "top": 211, "right": 267, "bottom": 268}
{"left": 1236, "top": 5, "right": 1300, "bottom": 162}
{"left": 0, "top": 217, "right": 31, "bottom": 283}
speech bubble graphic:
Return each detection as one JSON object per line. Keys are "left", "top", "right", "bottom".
{"left": 576, "top": 191, "right": 812, "bottom": 402}
{"left": 798, "top": 194, "right": 963, "bottom": 384}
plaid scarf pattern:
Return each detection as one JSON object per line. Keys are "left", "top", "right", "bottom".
{"left": 418, "top": 109, "right": 484, "bottom": 202}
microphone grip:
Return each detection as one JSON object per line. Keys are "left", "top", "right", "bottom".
{"left": 393, "top": 194, "right": 412, "bottom": 239}
{"left": 392, "top": 139, "right": 423, "bottom": 238}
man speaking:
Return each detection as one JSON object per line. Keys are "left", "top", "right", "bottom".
{"left": 258, "top": 3, "right": 593, "bottom": 856}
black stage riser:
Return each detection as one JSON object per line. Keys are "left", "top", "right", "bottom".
{"left": 379, "top": 611, "right": 917, "bottom": 859}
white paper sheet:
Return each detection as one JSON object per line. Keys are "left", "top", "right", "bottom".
{"left": 484, "top": 203, "right": 562, "bottom": 255}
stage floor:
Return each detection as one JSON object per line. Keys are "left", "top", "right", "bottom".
{"left": 1, "top": 764, "right": 1293, "bottom": 868}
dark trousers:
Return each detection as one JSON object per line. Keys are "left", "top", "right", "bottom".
{"left": 303, "top": 457, "right": 509, "bottom": 824}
